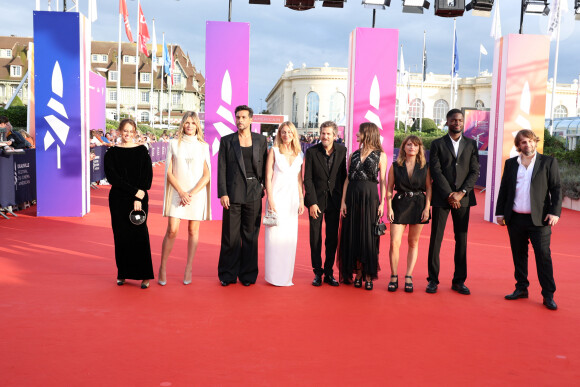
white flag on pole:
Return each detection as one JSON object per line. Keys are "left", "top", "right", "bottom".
{"left": 151, "top": 19, "right": 157, "bottom": 73}
{"left": 490, "top": 0, "right": 501, "bottom": 40}
{"left": 480, "top": 44, "right": 488, "bottom": 55}
{"left": 399, "top": 46, "right": 406, "bottom": 84}
{"left": 90, "top": 0, "right": 98, "bottom": 22}
{"left": 547, "top": 0, "right": 568, "bottom": 41}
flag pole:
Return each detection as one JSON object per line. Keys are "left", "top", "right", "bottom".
{"left": 450, "top": 18, "right": 456, "bottom": 108}
{"left": 117, "top": 2, "right": 122, "bottom": 123}
{"left": 134, "top": 0, "right": 140, "bottom": 122}
{"left": 168, "top": 43, "right": 172, "bottom": 130}
{"left": 149, "top": 18, "right": 155, "bottom": 128}
{"left": 548, "top": 2, "right": 562, "bottom": 136}
{"left": 405, "top": 65, "right": 410, "bottom": 133}
{"left": 160, "top": 33, "right": 165, "bottom": 129}
{"left": 420, "top": 30, "right": 425, "bottom": 131}
{"left": 478, "top": 46, "right": 481, "bottom": 76}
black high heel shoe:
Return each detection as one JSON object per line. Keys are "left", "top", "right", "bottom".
{"left": 387, "top": 275, "right": 398, "bottom": 292}
{"left": 365, "top": 280, "right": 373, "bottom": 290}
{"left": 404, "top": 275, "right": 413, "bottom": 293}
{"left": 354, "top": 278, "right": 362, "bottom": 288}
{"left": 116, "top": 279, "right": 125, "bottom": 286}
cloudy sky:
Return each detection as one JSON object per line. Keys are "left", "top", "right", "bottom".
{"left": 3, "top": 0, "right": 580, "bottom": 112}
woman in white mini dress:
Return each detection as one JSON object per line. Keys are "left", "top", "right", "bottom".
{"left": 158, "top": 112, "right": 211, "bottom": 285}
{"left": 264, "top": 121, "right": 305, "bottom": 286}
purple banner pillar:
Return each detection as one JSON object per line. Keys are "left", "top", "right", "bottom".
{"left": 346, "top": 28, "right": 398, "bottom": 169}
{"left": 89, "top": 71, "right": 106, "bottom": 132}
{"left": 205, "top": 21, "right": 250, "bottom": 220}
{"left": 34, "top": 11, "right": 90, "bottom": 216}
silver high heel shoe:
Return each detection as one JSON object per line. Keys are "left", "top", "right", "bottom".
{"left": 158, "top": 280, "right": 167, "bottom": 286}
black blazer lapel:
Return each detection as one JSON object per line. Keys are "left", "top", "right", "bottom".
{"left": 328, "top": 145, "right": 343, "bottom": 179}
{"left": 531, "top": 153, "right": 542, "bottom": 182}
{"left": 251, "top": 132, "right": 261, "bottom": 180}
{"left": 232, "top": 136, "right": 247, "bottom": 179}
{"left": 456, "top": 137, "right": 467, "bottom": 160}
{"left": 314, "top": 144, "right": 330, "bottom": 178}
{"left": 443, "top": 135, "right": 456, "bottom": 159}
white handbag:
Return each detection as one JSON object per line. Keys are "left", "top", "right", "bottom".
{"left": 262, "top": 209, "right": 278, "bottom": 227}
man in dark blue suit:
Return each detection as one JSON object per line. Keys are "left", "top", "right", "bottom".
{"left": 495, "top": 129, "right": 562, "bottom": 310}
{"left": 426, "top": 109, "right": 480, "bottom": 295}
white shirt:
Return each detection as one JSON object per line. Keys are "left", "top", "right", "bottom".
{"left": 449, "top": 134, "right": 461, "bottom": 157}
{"left": 512, "top": 152, "right": 537, "bottom": 214}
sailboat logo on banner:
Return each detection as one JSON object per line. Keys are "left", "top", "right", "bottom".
{"left": 43, "top": 61, "right": 70, "bottom": 169}
{"left": 212, "top": 70, "right": 235, "bottom": 156}
{"left": 364, "top": 75, "right": 384, "bottom": 144}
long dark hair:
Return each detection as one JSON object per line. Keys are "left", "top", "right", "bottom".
{"left": 358, "top": 122, "right": 384, "bottom": 153}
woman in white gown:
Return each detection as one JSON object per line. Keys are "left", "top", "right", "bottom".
{"left": 158, "top": 112, "right": 211, "bottom": 286}
{"left": 264, "top": 121, "right": 305, "bottom": 286}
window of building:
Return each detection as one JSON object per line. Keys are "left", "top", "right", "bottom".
{"left": 329, "top": 92, "right": 345, "bottom": 123}
{"left": 108, "top": 71, "right": 118, "bottom": 82}
{"left": 141, "top": 112, "right": 149, "bottom": 122}
{"left": 433, "top": 99, "right": 449, "bottom": 125}
{"left": 109, "top": 90, "right": 117, "bottom": 102}
{"left": 173, "top": 72, "right": 182, "bottom": 84}
{"left": 0, "top": 84, "right": 5, "bottom": 96}
{"left": 123, "top": 55, "right": 136, "bottom": 64}
{"left": 140, "top": 72, "right": 151, "bottom": 83}
{"left": 10, "top": 65, "right": 22, "bottom": 77}
{"left": 172, "top": 92, "right": 181, "bottom": 105}
{"left": 475, "top": 100, "right": 485, "bottom": 109}
{"left": 291, "top": 92, "right": 298, "bottom": 127}
{"left": 141, "top": 91, "right": 150, "bottom": 103}
{"left": 409, "top": 98, "right": 424, "bottom": 119}
{"left": 1, "top": 49, "right": 13, "bottom": 58}
{"left": 91, "top": 54, "right": 107, "bottom": 63}
{"left": 554, "top": 105, "right": 568, "bottom": 119}
{"left": 306, "top": 91, "right": 319, "bottom": 129}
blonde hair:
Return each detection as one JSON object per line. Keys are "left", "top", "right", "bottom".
{"left": 358, "top": 122, "right": 384, "bottom": 153}
{"left": 397, "top": 135, "right": 426, "bottom": 168}
{"left": 178, "top": 111, "right": 205, "bottom": 145}
{"left": 274, "top": 121, "right": 300, "bottom": 156}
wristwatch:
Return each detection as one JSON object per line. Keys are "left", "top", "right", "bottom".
{"left": 461, "top": 189, "right": 467, "bottom": 194}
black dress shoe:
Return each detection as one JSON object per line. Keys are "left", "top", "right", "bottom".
{"left": 241, "top": 281, "right": 252, "bottom": 286}
{"left": 220, "top": 280, "right": 230, "bottom": 286}
{"left": 312, "top": 275, "right": 322, "bottom": 287}
{"left": 451, "top": 283, "right": 471, "bottom": 295}
{"left": 323, "top": 275, "right": 339, "bottom": 287}
{"left": 505, "top": 288, "right": 529, "bottom": 300}
{"left": 426, "top": 281, "right": 438, "bottom": 294}
{"left": 543, "top": 297, "right": 558, "bottom": 310}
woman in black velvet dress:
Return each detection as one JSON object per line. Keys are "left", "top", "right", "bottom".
{"left": 104, "top": 119, "right": 154, "bottom": 289}
{"left": 338, "top": 122, "right": 388, "bottom": 290}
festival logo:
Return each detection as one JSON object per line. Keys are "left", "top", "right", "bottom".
{"left": 43, "top": 61, "right": 70, "bottom": 169}
{"left": 211, "top": 70, "right": 235, "bottom": 156}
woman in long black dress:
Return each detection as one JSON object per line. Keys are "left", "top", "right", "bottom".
{"left": 386, "top": 135, "right": 431, "bottom": 293}
{"left": 339, "top": 122, "right": 388, "bottom": 290}
{"left": 104, "top": 119, "right": 154, "bottom": 289}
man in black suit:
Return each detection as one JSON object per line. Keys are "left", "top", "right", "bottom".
{"left": 304, "top": 121, "right": 347, "bottom": 286}
{"left": 427, "top": 109, "right": 480, "bottom": 295}
{"left": 495, "top": 129, "right": 562, "bottom": 310}
{"left": 217, "top": 105, "right": 268, "bottom": 286}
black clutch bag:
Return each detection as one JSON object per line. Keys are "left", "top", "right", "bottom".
{"left": 374, "top": 217, "right": 387, "bottom": 236}
{"left": 129, "top": 210, "right": 147, "bottom": 226}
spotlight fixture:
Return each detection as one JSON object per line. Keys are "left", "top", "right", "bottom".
{"left": 523, "top": 0, "right": 550, "bottom": 15}
{"left": 285, "top": 0, "right": 316, "bottom": 10}
{"left": 321, "top": 0, "right": 347, "bottom": 7}
{"left": 465, "top": 0, "right": 493, "bottom": 17}
{"left": 575, "top": 0, "right": 580, "bottom": 20}
{"left": 249, "top": 0, "right": 270, "bottom": 4}
{"left": 402, "top": 0, "right": 430, "bottom": 14}
{"left": 434, "top": 0, "right": 465, "bottom": 17}
{"left": 362, "top": 0, "right": 391, "bottom": 9}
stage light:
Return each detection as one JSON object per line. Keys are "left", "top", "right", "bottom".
{"left": 575, "top": 0, "right": 580, "bottom": 20}
{"left": 321, "top": 0, "right": 346, "bottom": 7}
{"left": 434, "top": 0, "right": 465, "bottom": 17}
{"left": 249, "top": 0, "right": 270, "bottom": 4}
{"left": 362, "top": 0, "right": 391, "bottom": 9}
{"left": 402, "top": 0, "right": 430, "bottom": 14}
{"left": 465, "top": 0, "right": 493, "bottom": 17}
{"left": 285, "top": 0, "right": 316, "bottom": 10}
{"left": 523, "top": 0, "right": 550, "bottom": 15}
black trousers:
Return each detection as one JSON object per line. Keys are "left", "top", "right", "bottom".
{"left": 218, "top": 198, "right": 262, "bottom": 283}
{"left": 309, "top": 202, "right": 340, "bottom": 277}
{"left": 507, "top": 212, "right": 556, "bottom": 298}
{"left": 427, "top": 206, "right": 470, "bottom": 285}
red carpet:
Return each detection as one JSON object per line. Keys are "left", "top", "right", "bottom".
{"left": 1, "top": 163, "right": 579, "bottom": 385}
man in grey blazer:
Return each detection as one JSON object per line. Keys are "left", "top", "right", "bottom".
{"left": 217, "top": 105, "right": 268, "bottom": 286}
{"left": 496, "top": 129, "right": 562, "bottom": 310}
{"left": 427, "top": 109, "right": 480, "bottom": 295}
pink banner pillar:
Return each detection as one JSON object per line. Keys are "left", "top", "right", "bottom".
{"left": 205, "top": 21, "right": 250, "bottom": 221}
{"left": 346, "top": 28, "right": 398, "bottom": 170}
